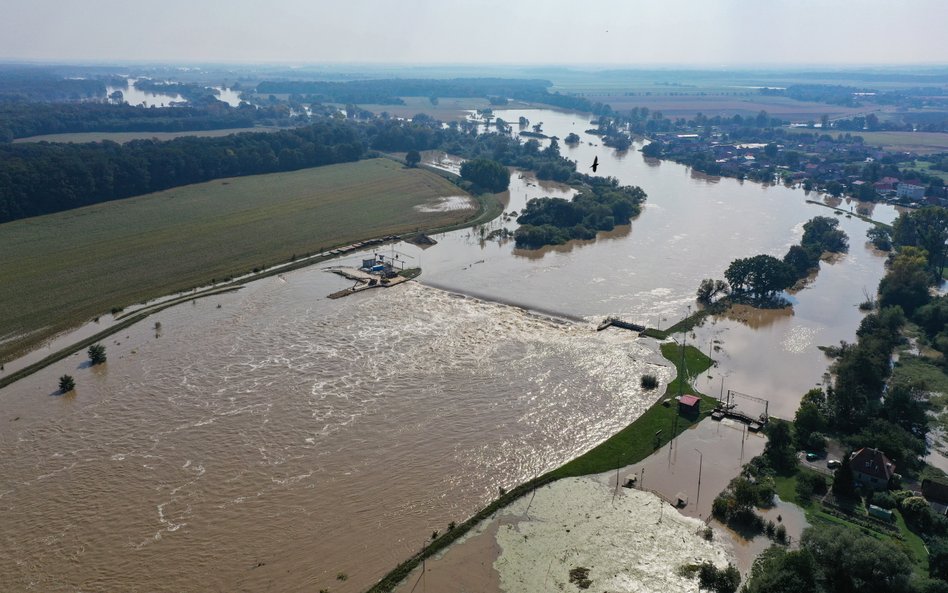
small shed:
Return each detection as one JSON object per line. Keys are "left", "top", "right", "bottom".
{"left": 677, "top": 394, "right": 701, "bottom": 416}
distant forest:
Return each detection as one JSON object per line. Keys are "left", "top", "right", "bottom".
{"left": 255, "top": 77, "right": 612, "bottom": 114}
{"left": 0, "top": 102, "right": 299, "bottom": 142}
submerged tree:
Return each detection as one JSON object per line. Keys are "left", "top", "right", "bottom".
{"left": 58, "top": 374, "right": 75, "bottom": 393}
{"left": 88, "top": 343, "right": 107, "bottom": 365}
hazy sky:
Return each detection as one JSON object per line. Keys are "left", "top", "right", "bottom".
{"left": 3, "top": 0, "right": 947, "bottom": 65}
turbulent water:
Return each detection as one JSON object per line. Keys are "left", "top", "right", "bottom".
{"left": 0, "top": 276, "right": 669, "bottom": 592}
{"left": 0, "top": 107, "right": 898, "bottom": 592}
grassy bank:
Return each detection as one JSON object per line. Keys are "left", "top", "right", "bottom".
{"left": 0, "top": 158, "right": 489, "bottom": 363}
{"left": 367, "top": 340, "right": 716, "bottom": 592}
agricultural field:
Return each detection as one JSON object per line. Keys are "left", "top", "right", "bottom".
{"left": 0, "top": 158, "right": 478, "bottom": 362}
{"left": 591, "top": 92, "right": 870, "bottom": 121}
{"left": 12, "top": 126, "right": 282, "bottom": 144}
{"left": 785, "top": 127, "right": 948, "bottom": 154}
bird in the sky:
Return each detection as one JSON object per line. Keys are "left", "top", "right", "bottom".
{"left": 591, "top": 156, "right": 599, "bottom": 173}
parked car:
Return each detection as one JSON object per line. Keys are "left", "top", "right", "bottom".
{"left": 827, "top": 459, "right": 841, "bottom": 469}
{"left": 806, "top": 452, "right": 820, "bottom": 461}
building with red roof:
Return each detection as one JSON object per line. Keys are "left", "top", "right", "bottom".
{"left": 850, "top": 447, "right": 895, "bottom": 490}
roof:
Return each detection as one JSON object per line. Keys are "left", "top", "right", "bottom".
{"left": 922, "top": 479, "right": 948, "bottom": 504}
{"left": 678, "top": 395, "right": 701, "bottom": 407}
{"left": 850, "top": 447, "right": 895, "bottom": 481}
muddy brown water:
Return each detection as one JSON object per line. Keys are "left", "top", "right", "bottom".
{"left": 0, "top": 108, "right": 896, "bottom": 592}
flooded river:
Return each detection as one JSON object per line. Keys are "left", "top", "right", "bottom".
{"left": 0, "top": 108, "right": 896, "bottom": 592}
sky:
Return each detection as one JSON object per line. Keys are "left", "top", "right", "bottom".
{"left": 2, "top": 0, "right": 947, "bottom": 66}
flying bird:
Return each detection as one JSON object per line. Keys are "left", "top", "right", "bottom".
{"left": 591, "top": 156, "right": 599, "bottom": 173}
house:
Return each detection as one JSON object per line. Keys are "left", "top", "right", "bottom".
{"left": 850, "top": 447, "right": 895, "bottom": 490}
{"left": 897, "top": 183, "right": 926, "bottom": 200}
{"left": 677, "top": 394, "right": 701, "bottom": 417}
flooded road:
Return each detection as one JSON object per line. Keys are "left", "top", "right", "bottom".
{"left": 0, "top": 108, "right": 895, "bottom": 592}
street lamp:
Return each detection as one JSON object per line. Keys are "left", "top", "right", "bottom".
{"left": 694, "top": 448, "right": 704, "bottom": 510}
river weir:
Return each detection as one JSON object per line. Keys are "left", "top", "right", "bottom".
{"left": 0, "top": 107, "right": 900, "bottom": 592}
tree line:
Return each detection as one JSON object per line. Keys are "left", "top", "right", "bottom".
{"left": 0, "top": 101, "right": 299, "bottom": 142}
{"left": 0, "top": 121, "right": 364, "bottom": 222}
{"left": 254, "top": 77, "right": 605, "bottom": 113}
{"left": 740, "top": 206, "right": 948, "bottom": 592}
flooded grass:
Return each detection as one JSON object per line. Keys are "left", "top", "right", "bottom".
{"left": 0, "top": 158, "right": 479, "bottom": 362}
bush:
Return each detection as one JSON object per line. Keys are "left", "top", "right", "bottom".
{"left": 640, "top": 374, "right": 659, "bottom": 390}
{"left": 870, "top": 491, "right": 897, "bottom": 510}
{"left": 775, "top": 524, "right": 788, "bottom": 544}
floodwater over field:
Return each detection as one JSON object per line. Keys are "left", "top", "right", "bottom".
{"left": 107, "top": 78, "right": 183, "bottom": 107}
{"left": 0, "top": 107, "right": 897, "bottom": 592}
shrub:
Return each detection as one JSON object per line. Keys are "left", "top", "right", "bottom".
{"left": 775, "top": 524, "right": 788, "bottom": 544}
{"left": 640, "top": 374, "right": 659, "bottom": 389}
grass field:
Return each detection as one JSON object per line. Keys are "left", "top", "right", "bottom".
{"left": 12, "top": 127, "right": 282, "bottom": 145}
{"left": 786, "top": 127, "right": 948, "bottom": 155}
{"left": 0, "top": 158, "right": 480, "bottom": 362}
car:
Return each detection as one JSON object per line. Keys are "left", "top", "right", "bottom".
{"left": 806, "top": 452, "right": 819, "bottom": 461}
{"left": 827, "top": 459, "right": 841, "bottom": 469}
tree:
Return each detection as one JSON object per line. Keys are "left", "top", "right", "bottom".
{"left": 725, "top": 255, "right": 795, "bottom": 300}
{"left": 878, "top": 246, "right": 933, "bottom": 315}
{"left": 867, "top": 225, "right": 892, "bottom": 251}
{"left": 459, "top": 158, "right": 510, "bottom": 193}
{"left": 801, "top": 216, "right": 848, "bottom": 253}
{"left": 764, "top": 421, "right": 796, "bottom": 472}
{"left": 58, "top": 374, "right": 75, "bottom": 393}
{"left": 88, "top": 343, "right": 107, "bottom": 365}
{"left": 696, "top": 278, "right": 729, "bottom": 304}
{"left": 742, "top": 547, "right": 818, "bottom": 593}
{"left": 802, "top": 525, "right": 913, "bottom": 593}
{"left": 892, "top": 206, "right": 948, "bottom": 276}
{"left": 405, "top": 150, "right": 421, "bottom": 168}
{"left": 794, "top": 401, "right": 827, "bottom": 450}
{"left": 832, "top": 453, "right": 857, "bottom": 499}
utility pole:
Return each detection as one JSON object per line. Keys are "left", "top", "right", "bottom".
{"left": 694, "top": 448, "right": 704, "bottom": 511}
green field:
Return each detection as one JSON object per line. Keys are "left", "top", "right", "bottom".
{"left": 0, "top": 158, "right": 480, "bottom": 362}
{"left": 12, "top": 127, "right": 282, "bottom": 145}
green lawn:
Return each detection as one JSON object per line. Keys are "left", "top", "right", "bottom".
{"left": 0, "top": 158, "right": 485, "bottom": 362}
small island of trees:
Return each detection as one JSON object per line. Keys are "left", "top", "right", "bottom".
{"left": 514, "top": 177, "right": 646, "bottom": 249}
